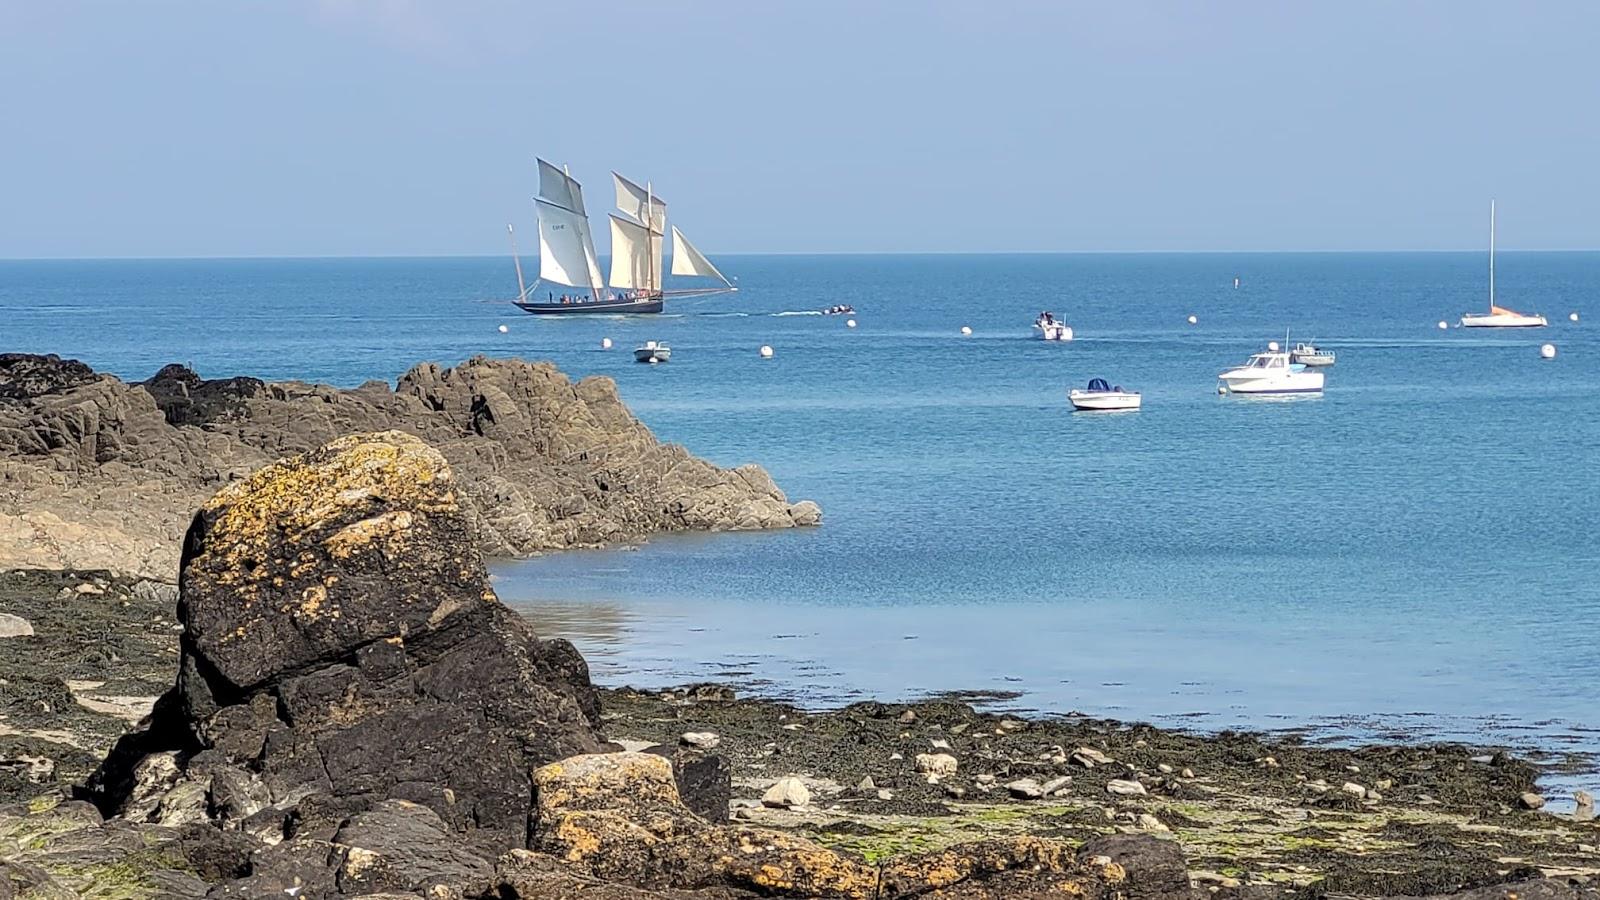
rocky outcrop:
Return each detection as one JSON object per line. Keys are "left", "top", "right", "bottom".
{"left": 83, "top": 432, "right": 604, "bottom": 857}
{"left": 0, "top": 353, "right": 820, "bottom": 580}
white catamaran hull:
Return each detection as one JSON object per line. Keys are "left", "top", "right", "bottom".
{"left": 1069, "top": 390, "right": 1141, "bottom": 410}
{"left": 1459, "top": 313, "right": 1547, "bottom": 328}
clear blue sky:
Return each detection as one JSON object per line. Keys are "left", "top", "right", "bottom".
{"left": 3, "top": 1, "right": 1598, "bottom": 257}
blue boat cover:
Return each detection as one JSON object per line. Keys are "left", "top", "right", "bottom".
{"left": 1087, "top": 378, "right": 1111, "bottom": 392}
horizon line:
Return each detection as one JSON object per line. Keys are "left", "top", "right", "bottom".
{"left": 6, "top": 246, "right": 1600, "bottom": 263}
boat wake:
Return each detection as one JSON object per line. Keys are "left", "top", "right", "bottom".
{"left": 773, "top": 310, "right": 825, "bottom": 317}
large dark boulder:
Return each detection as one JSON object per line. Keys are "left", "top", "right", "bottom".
{"left": 84, "top": 431, "right": 603, "bottom": 854}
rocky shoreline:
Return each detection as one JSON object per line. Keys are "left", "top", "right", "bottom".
{"left": 1, "top": 358, "right": 1596, "bottom": 897}
{"left": 1, "top": 353, "right": 820, "bottom": 581}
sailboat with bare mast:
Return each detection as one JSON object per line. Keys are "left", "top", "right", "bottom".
{"left": 509, "top": 159, "right": 736, "bottom": 315}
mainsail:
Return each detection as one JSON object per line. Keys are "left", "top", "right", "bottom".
{"left": 671, "top": 226, "right": 732, "bottom": 287}
{"left": 613, "top": 172, "right": 667, "bottom": 233}
{"left": 535, "top": 159, "right": 603, "bottom": 297}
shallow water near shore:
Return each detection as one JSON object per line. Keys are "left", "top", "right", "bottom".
{"left": 7, "top": 252, "right": 1599, "bottom": 766}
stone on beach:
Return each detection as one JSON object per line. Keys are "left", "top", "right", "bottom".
{"left": 761, "top": 776, "right": 812, "bottom": 809}
{"left": 0, "top": 612, "right": 34, "bottom": 637}
{"left": 1106, "top": 778, "right": 1147, "bottom": 797}
{"left": 1071, "top": 746, "right": 1112, "bottom": 768}
{"left": 1005, "top": 778, "right": 1044, "bottom": 799}
{"left": 1518, "top": 791, "right": 1546, "bottom": 810}
{"left": 914, "top": 752, "right": 958, "bottom": 777}
{"left": 680, "top": 731, "right": 720, "bottom": 750}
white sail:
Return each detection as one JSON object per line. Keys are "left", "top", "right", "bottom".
{"left": 670, "top": 226, "right": 732, "bottom": 286}
{"left": 613, "top": 172, "right": 667, "bottom": 233}
{"left": 537, "top": 199, "right": 604, "bottom": 292}
{"left": 608, "top": 213, "right": 663, "bottom": 291}
{"left": 538, "top": 158, "right": 585, "bottom": 213}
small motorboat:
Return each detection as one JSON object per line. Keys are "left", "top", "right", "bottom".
{"left": 822, "top": 305, "right": 855, "bottom": 316}
{"left": 1218, "top": 342, "right": 1324, "bottom": 395}
{"left": 634, "top": 341, "right": 671, "bottom": 363}
{"left": 1034, "top": 312, "right": 1073, "bottom": 341}
{"left": 1069, "top": 378, "right": 1141, "bottom": 411}
{"left": 1289, "top": 342, "right": 1336, "bottom": 366}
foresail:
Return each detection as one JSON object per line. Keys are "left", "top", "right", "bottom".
{"left": 670, "top": 226, "right": 731, "bottom": 286}
{"left": 613, "top": 172, "right": 667, "bottom": 233}
{"left": 608, "top": 214, "right": 663, "bottom": 291}
{"left": 537, "top": 199, "right": 603, "bottom": 292}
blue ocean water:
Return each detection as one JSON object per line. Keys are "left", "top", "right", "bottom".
{"left": 5, "top": 254, "right": 1598, "bottom": 764}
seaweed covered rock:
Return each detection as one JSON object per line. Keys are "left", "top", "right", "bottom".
{"left": 84, "top": 432, "right": 603, "bottom": 854}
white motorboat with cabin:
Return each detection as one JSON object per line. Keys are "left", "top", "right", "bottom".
{"left": 1069, "top": 378, "right": 1141, "bottom": 411}
{"left": 1218, "top": 341, "right": 1325, "bottom": 395}
{"left": 634, "top": 341, "right": 671, "bottom": 364}
{"left": 509, "top": 160, "right": 736, "bottom": 316}
{"left": 1289, "top": 342, "right": 1336, "bottom": 367}
{"left": 1459, "top": 201, "right": 1547, "bottom": 328}
{"left": 1034, "top": 312, "right": 1073, "bottom": 341}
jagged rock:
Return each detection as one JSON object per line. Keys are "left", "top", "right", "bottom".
{"left": 83, "top": 432, "right": 604, "bottom": 856}
{"left": 331, "top": 800, "right": 496, "bottom": 897}
{"left": 643, "top": 745, "right": 732, "bottom": 824}
{"left": 1, "top": 354, "right": 821, "bottom": 579}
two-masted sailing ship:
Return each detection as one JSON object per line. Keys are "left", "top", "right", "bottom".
{"left": 509, "top": 159, "right": 736, "bottom": 315}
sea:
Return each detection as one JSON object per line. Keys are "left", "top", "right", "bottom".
{"left": 5, "top": 253, "right": 1598, "bottom": 789}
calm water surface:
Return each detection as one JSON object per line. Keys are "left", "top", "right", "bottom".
{"left": 6, "top": 254, "right": 1598, "bottom": 772}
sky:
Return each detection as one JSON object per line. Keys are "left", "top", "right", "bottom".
{"left": 2, "top": 1, "right": 1598, "bottom": 257}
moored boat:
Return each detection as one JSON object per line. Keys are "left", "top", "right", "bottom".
{"left": 1459, "top": 201, "right": 1546, "bottom": 328}
{"left": 634, "top": 341, "right": 671, "bottom": 364}
{"left": 1218, "top": 341, "right": 1325, "bottom": 395}
{"left": 1069, "top": 378, "right": 1141, "bottom": 411}
{"left": 1289, "top": 342, "right": 1336, "bottom": 366}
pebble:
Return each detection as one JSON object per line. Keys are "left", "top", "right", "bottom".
{"left": 929, "top": 739, "right": 951, "bottom": 750}
{"left": 949, "top": 723, "right": 969, "bottom": 735}
{"left": 856, "top": 776, "right": 876, "bottom": 793}
{"left": 888, "top": 752, "right": 903, "bottom": 761}
{"left": 915, "top": 753, "right": 958, "bottom": 777}
{"left": 761, "top": 777, "right": 811, "bottom": 809}
{"left": 897, "top": 710, "right": 918, "bottom": 725}
{"left": 0, "top": 613, "right": 35, "bottom": 638}
{"left": 1341, "top": 782, "right": 1367, "bottom": 798}
{"left": 1005, "top": 778, "right": 1044, "bottom": 799}
{"left": 1181, "top": 768, "right": 1195, "bottom": 779}
{"left": 75, "top": 582, "right": 106, "bottom": 595}
{"left": 1345, "top": 764, "right": 1361, "bottom": 773}
{"left": 975, "top": 774, "right": 996, "bottom": 785}
{"left": 1375, "top": 778, "right": 1393, "bottom": 791}
{"left": 1518, "top": 792, "right": 1546, "bottom": 810}
{"left": 1136, "top": 813, "right": 1169, "bottom": 832}
{"left": 1157, "top": 763, "right": 1174, "bottom": 774}
{"left": 680, "top": 731, "right": 720, "bottom": 750}
{"left": 1106, "top": 779, "right": 1146, "bottom": 797}
{"left": 876, "top": 789, "right": 894, "bottom": 801}
{"left": 781, "top": 723, "right": 803, "bottom": 731}
{"left": 1040, "top": 775, "right": 1072, "bottom": 796}
{"left": 943, "top": 784, "right": 966, "bottom": 799}
{"left": 1261, "top": 756, "right": 1280, "bottom": 769}
{"left": 998, "top": 718, "right": 1025, "bottom": 732}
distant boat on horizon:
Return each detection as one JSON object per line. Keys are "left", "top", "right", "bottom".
{"left": 1459, "top": 201, "right": 1547, "bottom": 328}
{"left": 509, "top": 159, "right": 736, "bottom": 316}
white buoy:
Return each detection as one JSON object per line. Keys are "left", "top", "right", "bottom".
{"left": 1540, "top": 343, "right": 1556, "bottom": 359}
{"left": 1438, "top": 321, "right": 1449, "bottom": 330}
{"left": 1267, "top": 341, "right": 1279, "bottom": 352}
{"left": 759, "top": 345, "right": 774, "bottom": 358}
{"left": 1571, "top": 312, "right": 1580, "bottom": 322}
{"left": 497, "top": 324, "right": 508, "bottom": 334}
{"left": 846, "top": 318, "right": 857, "bottom": 328}
{"left": 1187, "top": 315, "right": 1198, "bottom": 325}
{"left": 960, "top": 326, "right": 972, "bottom": 335}
{"left": 601, "top": 337, "right": 613, "bottom": 349}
